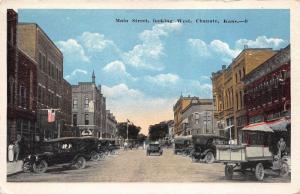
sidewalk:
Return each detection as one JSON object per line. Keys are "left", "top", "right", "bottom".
{"left": 7, "top": 160, "right": 23, "bottom": 176}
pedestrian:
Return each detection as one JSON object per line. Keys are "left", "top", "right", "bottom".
{"left": 277, "top": 138, "right": 286, "bottom": 158}
{"left": 13, "top": 139, "right": 20, "bottom": 161}
{"left": 8, "top": 141, "right": 15, "bottom": 162}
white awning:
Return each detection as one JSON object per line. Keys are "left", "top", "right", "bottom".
{"left": 268, "top": 117, "right": 290, "bottom": 132}
{"left": 242, "top": 122, "right": 274, "bottom": 132}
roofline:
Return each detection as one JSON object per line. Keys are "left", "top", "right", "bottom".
{"left": 18, "top": 22, "right": 63, "bottom": 56}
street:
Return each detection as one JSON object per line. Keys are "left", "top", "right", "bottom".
{"left": 7, "top": 148, "right": 290, "bottom": 182}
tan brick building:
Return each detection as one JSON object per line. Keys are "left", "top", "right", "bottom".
{"left": 212, "top": 48, "right": 276, "bottom": 142}
{"left": 17, "top": 23, "right": 71, "bottom": 140}
{"left": 173, "top": 96, "right": 194, "bottom": 136}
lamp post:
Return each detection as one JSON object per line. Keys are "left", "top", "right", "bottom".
{"left": 126, "top": 119, "right": 130, "bottom": 141}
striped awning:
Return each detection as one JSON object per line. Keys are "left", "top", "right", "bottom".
{"left": 267, "top": 117, "right": 290, "bottom": 132}
{"left": 242, "top": 122, "right": 274, "bottom": 132}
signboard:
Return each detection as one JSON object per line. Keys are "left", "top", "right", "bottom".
{"left": 81, "top": 129, "right": 93, "bottom": 136}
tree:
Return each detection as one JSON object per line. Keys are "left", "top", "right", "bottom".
{"left": 148, "top": 123, "right": 168, "bottom": 141}
{"left": 117, "top": 122, "right": 140, "bottom": 139}
{"left": 137, "top": 133, "right": 147, "bottom": 144}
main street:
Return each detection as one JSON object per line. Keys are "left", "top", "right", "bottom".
{"left": 7, "top": 148, "right": 290, "bottom": 182}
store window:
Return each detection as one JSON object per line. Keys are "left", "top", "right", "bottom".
{"left": 85, "top": 114, "right": 89, "bottom": 125}
{"left": 73, "top": 98, "right": 78, "bottom": 109}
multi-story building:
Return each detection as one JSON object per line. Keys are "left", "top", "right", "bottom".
{"left": 181, "top": 98, "right": 214, "bottom": 135}
{"left": 7, "top": 9, "right": 38, "bottom": 153}
{"left": 106, "top": 110, "right": 117, "bottom": 138}
{"left": 72, "top": 72, "right": 106, "bottom": 138}
{"left": 17, "top": 22, "right": 69, "bottom": 140}
{"left": 173, "top": 95, "right": 194, "bottom": 136}
{"left": 61, "top": 78, "right": 72, "bottom": 137}
{"left": 244, "top": 45, "right": 290, "bottom": 139}
{"left": 212, "top": 48, "right": 277, "bottom": 141}
{"left": 166, "top": 120, "right": 174, "bottom": 140}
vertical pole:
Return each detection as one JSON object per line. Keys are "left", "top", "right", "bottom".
{"left": 126, "top": 120, "right": 128, "bottom": 140}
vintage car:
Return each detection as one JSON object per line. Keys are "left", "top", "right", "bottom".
{"left": 146, "top": 142, "right": 163, "bottom": 156}
{"left": 22, "top": 137, "right": 100, "bottom": 173}
{"left": 190, "top": 134, "right": 227, "bottom": 163}
{"left": 215, "top": 121, "right": 289, "bottom": 181}
{"left": 173, "top": 135, "right": 192, "bottom": 155}
{"left": 98, "top": 138, "right": 121, "bottom": 155}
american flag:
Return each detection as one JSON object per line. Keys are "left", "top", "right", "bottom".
{"left": 48, "top": 109, "right": 55, "bottom": 123}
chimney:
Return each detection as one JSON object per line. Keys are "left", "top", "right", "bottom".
{"left": 222, "top": 65, "right": 226, "bottom": 70}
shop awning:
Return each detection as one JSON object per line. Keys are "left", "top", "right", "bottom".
{"left": 242, "top": 122, "right": 274, "bottom": 132}
{"left": 267, "top": 117, "right": 290, "bottom": 132}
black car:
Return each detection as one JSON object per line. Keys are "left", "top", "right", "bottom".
{"left": 22, "top": 137, "right": 100, "bottom": 173}
{"left": 146, "top": 142, "right": 163, "bottom": 156}
{"left": 190, "top": 134, "right": 227, "bottom": 163}
{"left": 174, "top": 136, "right": 192, "bottom": 155}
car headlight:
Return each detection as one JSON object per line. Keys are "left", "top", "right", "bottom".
{"left": 35, "top": 155, "right": 39, "bottom": 160}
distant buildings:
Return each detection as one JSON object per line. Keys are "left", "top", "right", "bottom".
{"left": 181, "top": 98, "right": 214, "bottom": 135}
{"left": 106, "top": 110, "right": 118, "bottom": 138}
{"left": 211, "top": 48, "right": 277, "bottom": 141}
{"left": 173, "top": 95, "right": 194, "bottom": 136}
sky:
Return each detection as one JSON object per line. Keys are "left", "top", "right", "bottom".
{"left": 18, "top": 9, "right": 290, "bottom": 134}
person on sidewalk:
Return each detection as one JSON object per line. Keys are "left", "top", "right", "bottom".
{"left": 14, "top": 138, "right": 21, "bottom": 162}
{"left": 277, "top": 137, "right": 286, "bottom": 158}
{"left": 8, "top": 141, "right": 15, "bottom": 162}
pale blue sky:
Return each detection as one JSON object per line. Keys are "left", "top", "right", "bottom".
{"left": 18, "top": 9, "right": 290, "bottom": 133}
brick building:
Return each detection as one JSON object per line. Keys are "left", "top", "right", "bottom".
{"left": 211, "top": 48, "right": 276, "bottom": 141}
{"left": 72, "top": 72, "right": 107, "bottom": 137}
{"left": 243, "top": 45, "right": 290, "bottom": 126}
{"left": 7, "top": 10, "right": 38, "bottom": 153}
{"left": 105, "top": 110, "right": 117, "bottom": 138}
{"left": 61, "top": 78, "right": 72, "bottom": 137}
{"left": 181, "top": 98, "right": 214, "bottom": 135}
{"left": 17, "top": 23, "right": 70, "bottom": 140}
{"left": 173, "top": 95, "right": 194, "bottom": 136}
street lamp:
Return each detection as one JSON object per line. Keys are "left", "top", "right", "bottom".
{"left": 126, "top": 119, "right": 130, "bottom": 140}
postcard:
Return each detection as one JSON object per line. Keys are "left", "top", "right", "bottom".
{"left": 1, "top": 0, "right": 300, "bottom": 194}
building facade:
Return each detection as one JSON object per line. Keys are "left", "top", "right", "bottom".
{"left": 61, "top": 78, "right": 72, "bottom": 137}
{"left": 106, "top": 110, "right": 118, "bottom": 138}
{"left": 212, "top": 48, "right": 277, "bottom": 141}
{"left": 7, "top": 10, "right": 38, "bottom": 154}
{"left": 173, "top": 95, "right": 194, "bottom": 136}
{"left": 17, "top": 23, "right": 69, "bottom": 140}
{"left": 181, "top": 98, "right": 214, "bottom": 135}
{"left": 72, "top": 72, "right": 107, "bottom": 138}
{"left": 244, "top": 45, "right": 290, "bottom": 126}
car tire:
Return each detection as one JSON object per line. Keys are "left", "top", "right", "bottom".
{"left": 280, "top": 162, "right": 289, "bottom": 177}
{"left": 74, "top": 156, "right": 86, "bottom": 169}
{"left": 225, "top": 164, "right": 234, "bottom": 179}
{"left": 255, "top": 163, "right": 265, "bottom": 181}
{"left": 90, "top": 151, "right": 100, "bottom": 161}
{"left": 33, "top": 160, "right": 48, "bottom": 173}
{"left": 22, "top": 161, "right": 32, "bottom": 173}
{"left": 204, "top": 152, "right": 215, "bottom": 164}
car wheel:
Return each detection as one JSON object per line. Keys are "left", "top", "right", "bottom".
{"left": 90, "top": 151, "right": 100, "bottom": 161}
{"left": 22, "top": 161, "right": 32, "bottom": 173}
{"left": 225, "top": 165, "right": 234, "bottom": 179}
{"left": 255, "top": 163, "right": 265, "bottom": 181}
{"left": 280, "top": 162, "right": 289, "bottom": 177}
{"left": 204, "top": 152, "right": 215, "bottom": 164}
{"left": 74, "top": 156, "right": 86, "bottom": 169}
{"left": 99, "top": 152, "right": 105, "bottom": 159}
{"left": 33, "top": 160, "right": 48, "bottom": 173}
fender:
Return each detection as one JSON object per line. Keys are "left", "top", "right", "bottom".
{"left": 202, "top": 149, "right": 214, "bottom": 157}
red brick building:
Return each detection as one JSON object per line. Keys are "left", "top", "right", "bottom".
{"left": 7, "top": 9, "right": 38, "bottom": 154}
{"left": 243, "top": 45, "right": 290, "bottom": 150}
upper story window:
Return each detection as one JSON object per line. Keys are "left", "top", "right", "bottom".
{"left": 19, "top": 85, "right": 26, "bottom": 108}
{"left": 85, "top": 97, "right": 89, "bottom": 108}
{"left": 73, "top": 98, "right": 78, "bottom": 109}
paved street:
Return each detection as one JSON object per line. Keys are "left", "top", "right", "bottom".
{"left": 7, "top": 148, "right": 290, "bottom": 182}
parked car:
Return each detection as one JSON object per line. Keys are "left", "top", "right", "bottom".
{"left": 146, "top": 142, "right": 163, "bottom": 156}
{"left": 173, "top": 135, "right": 192, "bottom": 155}
{"left": 190, "top": 134, "right": 227, "bottom": 163}
{"left": 22, "top": 137, "right": 99, "bottom": 173}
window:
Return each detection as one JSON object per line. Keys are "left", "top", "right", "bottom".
{"left": 85, "top": 97, "right": 89, "bottom": 108}
{"left": 235, "top": 73, "right": 238, "bottom": 83}
{"left": 19, "top": 86, "right": 26, "bottom": 107}
{"left": 85, "top": 114, "right": 89, "bottom": 125}
{"left": 239, "top": 70, "right": 242, "bottom": 80}
{"left": 73, "top": 98, "right": 78, "bottom": 109}
{"left": 73, "top": 114, "right": 77, "bottom": 126}
{"left": 39, "top": 52, "right": 42, "bottom": 69}
{"left": 240, "top": 90, "right": 243, "bottom": 108}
